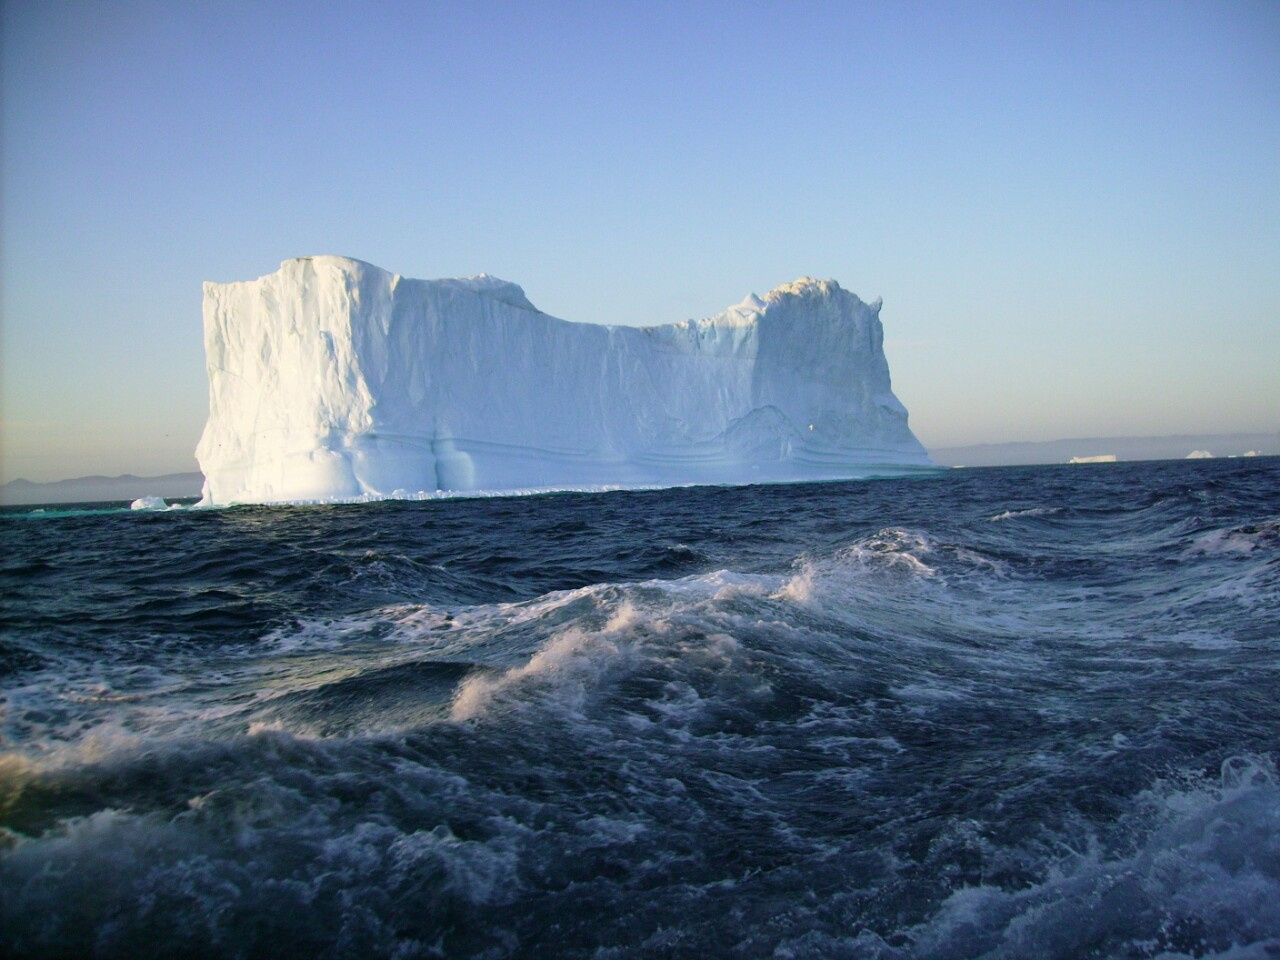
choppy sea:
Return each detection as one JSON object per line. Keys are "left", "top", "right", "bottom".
{"left": 2, "top": 458, "right": 1278, "bottom": 959}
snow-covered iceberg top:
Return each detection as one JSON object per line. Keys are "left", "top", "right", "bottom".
{"left": 196, "top": 256, "right": 934, "bottom": 506}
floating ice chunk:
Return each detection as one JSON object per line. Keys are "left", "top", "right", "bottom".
{"left": 129, "top": 496, "right": 167, "bottom": 510}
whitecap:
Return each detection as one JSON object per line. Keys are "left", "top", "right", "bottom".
{"left": 902, "top": 755, "right": 1280, "bottom": 960}
{"left": 989, "top": 506, "right": 1062, "bottom": 522}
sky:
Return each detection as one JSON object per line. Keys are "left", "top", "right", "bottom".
{"left": 2, "top": 0, "right": 1278, "bottom": 483}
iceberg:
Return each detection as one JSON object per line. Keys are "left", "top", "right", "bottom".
{"left": 196, "top": 257, "right": 934, "bottom": 505}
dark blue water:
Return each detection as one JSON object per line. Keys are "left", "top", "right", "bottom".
{"left": 2, "top": 459, "right": 1278, "bottom": 959}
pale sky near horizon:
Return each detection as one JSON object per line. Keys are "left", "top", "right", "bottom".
{"left": 3, "top": 0, "right": 1278, "bottom": 483}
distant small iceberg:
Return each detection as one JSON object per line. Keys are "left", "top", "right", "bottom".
{"left": 1069, "top": 455, "right": 1117, "bottom": 464}
{"left": 1185, "top": 450, "right": 1214, "bottom": 459}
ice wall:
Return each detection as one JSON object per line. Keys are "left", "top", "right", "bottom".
{"left": 196, "top": 257, "right": 933, "bottom": 504}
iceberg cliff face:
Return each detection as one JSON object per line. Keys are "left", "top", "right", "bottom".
{"left": 196, "top": 257, "right": 933, "bottom": 505}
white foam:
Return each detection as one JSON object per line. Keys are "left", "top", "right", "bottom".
{"left": 990, "top": 506, "right": 1061, "bottom": 521}
{"left": 777, "top": 528, "right": 939, "bottom": 608}
{"left": 443, "top": 571, "right": 769, "bottom": 724}
{"left": 904, "top": 756, "right": 1280, "bottom": 959}
{"left": 1185, "top": 520, "right": 1279, "bottom": 557}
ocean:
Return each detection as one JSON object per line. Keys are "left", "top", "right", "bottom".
{"left": 2, "top": 457, "right": 1278, "bottom": 959}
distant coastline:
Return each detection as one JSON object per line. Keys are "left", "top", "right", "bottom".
{"left": 3, "top": 432, "right": 1275, "bottom": 505}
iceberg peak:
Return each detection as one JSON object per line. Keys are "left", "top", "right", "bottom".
{"left": 196, "top": 260, "right": 933, "bottom": 505}
{"left": 765, "top": 276, "right": 842, "bottom": 301}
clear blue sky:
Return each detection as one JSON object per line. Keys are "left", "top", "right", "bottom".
{"left": 3, "top": 0, "right": 1278, "bottom": 482}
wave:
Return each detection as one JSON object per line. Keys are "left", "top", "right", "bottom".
{"left": 1185, "top": 518, "right": 1280, "bottom": 557}
{"left": 3, "top": 723, "right": 1276, "bottom": 958}
{"left": 5, "top": 504, "right": 1272, "bottom": 758}
{"left": 879, "top": 757, "right": 1280, "bottom": 960}
{"left": 989, "top": 506, "right": 1063, "bottom": 522}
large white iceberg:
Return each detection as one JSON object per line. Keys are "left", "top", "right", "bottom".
{"left": 196, "top": 257, "right": 934, "bottom": 505}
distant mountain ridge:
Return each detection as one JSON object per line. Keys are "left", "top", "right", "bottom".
{"left": 0, "top": 472, "right": 204, "bottom": 506}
